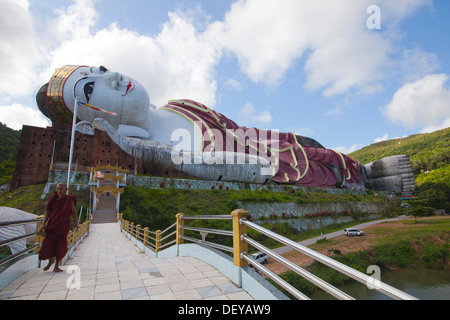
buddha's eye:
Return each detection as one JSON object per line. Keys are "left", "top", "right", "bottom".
{"left": 84, "top": 82, "right": 95, "bottom": 102}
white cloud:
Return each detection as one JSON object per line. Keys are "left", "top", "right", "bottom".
{"left": 237, "top": 102, "right": 273, "bottom": 128}
{"left": 401, "top": 47, "right": 440, "bottom": 82}
{"left": 211, "top": 0, "right": 431, "bottom": 96}
{"left": 0, "top": 104, "right": 50, "bottom": 130}
{"left": 420, "top": 118, "right": 450, "bottom": 134}
{"left": 0, "top": 0, "right": 41, "bottom": 96}
{"left": 326, "top": 105, "right": 344, "bottom": 117}
{"left": 374, "top": 133, "right": 390, "bottom": 143}
{"left": 224, "top": 79, "right": 242, "bottom": 91}
{"left": 51, "top": 0, "right": 99, "bottom": 41}
{"left": 0, "top": 0, "right": 435, "bottom": 131}
{"left": 305, "top": 32, "right": 388, "bottom": 97}
{"left": 384, "top": 74, "right": 450, "bottom": 132}
{"left": 39, "top": 2, "right": 220, "bottom": 108}
{"left": 332, "top": 144, "right": 361, "bottom": 155}
{"left": 290, "top": 127, "right": 315, "bottom": 137}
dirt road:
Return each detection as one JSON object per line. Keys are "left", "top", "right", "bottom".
{"left": 265, "top": 215, "right": 446, "bottom": 275}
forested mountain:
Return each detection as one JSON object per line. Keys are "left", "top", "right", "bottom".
{"left": 0, "top": 123, "right": 21, "bottom": 184}
{"left": 0, "top": 123, "right": 21, "bottom": 162}
{"left": 349, "top": 127, "right": 450, "bottom": 176}
{"left": 350, "top": 128, "right": 449, "bottom": 210}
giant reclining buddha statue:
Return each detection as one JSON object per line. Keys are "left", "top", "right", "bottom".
{"left": 36, "top": 65, "right": 415, "bottom": 193}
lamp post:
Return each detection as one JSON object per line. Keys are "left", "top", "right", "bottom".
{"left": 318, "top": 217, "right": 323, "bottom": 240}
{"left": 66, "top": 82, "right": 116, "bottom": 193}
{"left": 67, "top": 97, "right": 79, "bottom": 193}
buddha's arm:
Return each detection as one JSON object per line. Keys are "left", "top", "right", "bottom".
{"left": 93, "top": 118, "right": 272, "bottom": 184}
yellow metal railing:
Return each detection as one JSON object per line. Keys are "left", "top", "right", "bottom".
{"left": 67, "top": 216, "right": 91, "bottom": 250}
{"left": 118, "top": 209, "right": 418, "bottom": 300}
{"left": 119, "top": 213, "right": 174, "bottom": 252}
{"left": 1, "top": 214, "right": 91, "bottom": 269}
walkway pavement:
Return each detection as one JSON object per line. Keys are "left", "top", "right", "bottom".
{"left": 1, "top": 223, "right": 253, "bottom": 300}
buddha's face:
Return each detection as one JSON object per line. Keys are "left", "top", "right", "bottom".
{"left": 63, "top": 66, "right": 150, "bottom": 128}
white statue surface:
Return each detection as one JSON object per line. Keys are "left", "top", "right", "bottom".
{"left": 37, "top": 65, "right": 415, "bottom": 192}
{"left": 0, "top": 207, "right": 38, "bottom": 255}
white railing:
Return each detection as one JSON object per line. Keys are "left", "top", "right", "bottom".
{"left": 119, "top": 210, "right": 418, "bottom": 300}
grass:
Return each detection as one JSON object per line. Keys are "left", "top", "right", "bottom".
{"left": 0, "top": 184, "right": 91, "bottom": 218}
{"left": 368, "top": 217, "right": 450, "bottom": 245}
{"left": 271, "top": 216, "right": 450, "bottom": 298}
{"left": 0, "top": 185, "right": 47, "bottom": 215}
{"left": 118, "top": 186, "right": 389, "bottom": 252}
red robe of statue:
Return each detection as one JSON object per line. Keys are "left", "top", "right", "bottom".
{"left": 162, "top": 99, "right": 362, "bottom": 187}
{"left": 39, "top": 193, "right": 77, "bottom": 261}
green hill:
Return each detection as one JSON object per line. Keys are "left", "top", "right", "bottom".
{"left": 0, "top": 123, "right": 21, "bottom": 185}
{"left": 349, "top": 127, "right": 450, "bottom": 176}
{"left": 0, "top": 123, "right": 21, "bottom": 162}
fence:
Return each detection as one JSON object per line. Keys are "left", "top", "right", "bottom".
{"left": 0, "top": 218, "right": 43, "bottom": 268}
{"left": 119, "top": 209, "right": 417, "bottom": 300}
{"left": 0, "top": 215, "right": 91, "bottom": 290}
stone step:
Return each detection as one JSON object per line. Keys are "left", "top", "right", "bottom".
{"left": 92, "top": 210, "right": 118, "bottom": 224}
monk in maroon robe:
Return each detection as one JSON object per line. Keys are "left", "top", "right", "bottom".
{"left": 39, "top": 183, "right": 78, "bottom": 272}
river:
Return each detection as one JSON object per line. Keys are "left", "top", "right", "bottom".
{"left": 310, "top": 269, "right": 450, "bottom": 300}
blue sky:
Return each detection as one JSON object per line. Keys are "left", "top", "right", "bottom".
{"left": 1, "top": 0, "right": 449, "bottom": 154}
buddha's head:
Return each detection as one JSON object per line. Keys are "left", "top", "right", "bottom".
{"left": 37, "top": 65, "right": 150, "bottom": 129}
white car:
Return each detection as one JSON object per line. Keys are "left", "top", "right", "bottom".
{"left": 249, "top": 252, "right": 269, "bottom": 267}
{"left": 344, "top": 228, "right": 365, "bottom": 236}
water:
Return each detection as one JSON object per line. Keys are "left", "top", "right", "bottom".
{"left": 310, "top": 269, "right": 450, "bottom": 300}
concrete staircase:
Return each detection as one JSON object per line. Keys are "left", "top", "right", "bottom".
{"left": 92, "top": 210, "right": 118, "bottom": 224}
{"left": 90, "top": 165, "right": 129, "bottom": 224}
{"left": 92, "top": 193, "right": 118, "bottom": 224}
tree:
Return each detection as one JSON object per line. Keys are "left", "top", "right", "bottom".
{"left": 0, "top": 159, "right": 16, "bottom": 185}
{"left": 416, "top": 184, "right": 450, "bottom": 213}
{"left": 406, "top": 199, "right": 435, "bottom": 223}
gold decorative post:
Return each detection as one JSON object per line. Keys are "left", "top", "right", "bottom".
{"left": 155, "top": 230, "right": 162, "bottom": 252}
{"left": 176, "top": 213, "right": 184, "bottom": 245}
{"left": 136, "top": 224, "right": 141, "bottom": 240}
{"left": 34, "top": 216, "right": 45, "bottom": 253}
{"left": 231, "top": 209, "right": 248, "bottom": 267}
{"left": 143, "top": 227, "right": 149, "bottom": 247}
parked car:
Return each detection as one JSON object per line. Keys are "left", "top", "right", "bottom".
{"left": 249, "top": 252, "right": 269, "bottom": 267}
{"left": 344, "top": 228, "right": 365, "bottom": 236}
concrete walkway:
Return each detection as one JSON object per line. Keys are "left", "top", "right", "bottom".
{"left": 1, "top": 223, "right": 253, "bottom": 300}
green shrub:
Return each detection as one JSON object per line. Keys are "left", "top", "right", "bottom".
{"left": 421, "top": 243, "right": 449, "bottom": 269}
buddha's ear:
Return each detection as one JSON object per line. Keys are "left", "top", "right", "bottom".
{"left": 118, "top": 124, "right": 150, "bottom": 139}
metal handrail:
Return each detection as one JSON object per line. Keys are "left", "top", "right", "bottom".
{"left": 0, "top": 219, "right": 43, "bottom": 228}
{"left": 242, "top": 234, "right": 354, "bottom": 300}
{"left": 240, "top": 218, "right": 418, "bottom": 300}
{"left": 119, "top": 211, "right": 417, "bottom": 300}
{"left": 240, "top": 252, "right": 310, "bottom": 300}
{"left": 120, "top": 214, "right": 233, "bottom": 254}
{"left": 0, "top": 232, "right": 39, "bottom": 249}
{"left": 120, "top": 220, "right": 158, "bottom": 251}
{"left": 159, "top": 239, "right": 176, "bottom": 250}
{"left": 1, "top": 216, "right": 89, "bottom": 282}
{"left": 180, "top": 215, "right": 232, "bottom": 220}
{"left": 180, "top": 235, "right": 233, "bottom": 253}
{"left": 0, "top": 218, "right": 43, "bottom": 268}
{"left": 177, "top": 215, "right": 234, "bottom": 253}
{"left": 160, "top": 230, "right": 176, "bottom": 242}
{"left": 0, "top": 244, "right": 41, "bottom": 268}
{"left": 180, "top": 225, "right": 233, "bottom": 237}
{"left": 161, "top": 222, "right": 176, "bottom": 235}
